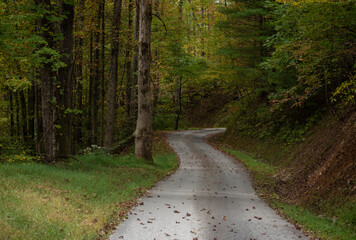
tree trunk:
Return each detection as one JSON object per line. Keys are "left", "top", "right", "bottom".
{"left": 35, "top": 0, "right": 55, "bottom": 162}
{"left": 19, "top": 90, "right": 27, "bottom": 139}
{"left": 15, "top": 92, "right": 20, "bottom": 136}
{"left": 105, "top": 0, "right": 123, "bottom": 149}
{"left": 88, "top": 31, "right": 94, "bottom": 140}
{"left": 100, "top": 0, "right": 106, "bottom": 147}
{"left": 125, "top": 0, "right": 133, "bottom": 116}
{"left": 135, "top": 0, "right": 153, "bottom": 162}
{"left": 35, "top": 81, "right": 42, "bottom": 155}
{"left": 28, "top": 84, "right": 35, "bottom": 144}
{"left": 91, "top": 4, "right": 101, "bottom": 145}
{"left": 8, "top": 89, "right": 14, "bottom": 137}
{"left": 57, "top": 0, "right": 75, "bottom": 158}
{"left": 74, "top": 0, "right": 85, "bottom": 147}
{"left": 130, "top": 0, "right": 140, "bottom": 119}
{"left": 174, "top": 77, "right": 182, "bottom": 130}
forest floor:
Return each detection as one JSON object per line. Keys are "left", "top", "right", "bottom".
{"left": 208, "top": 112, "right": 356, "bottom": 240}
{"left": 110, "top": 129, "right": 307, "bottom": 240}
{"left": 0, "top": 132, "right": 178, "bottom": 240}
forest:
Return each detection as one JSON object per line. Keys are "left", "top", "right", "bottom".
{"left": 0, "top": 0, "right": 355, "bottom": 239}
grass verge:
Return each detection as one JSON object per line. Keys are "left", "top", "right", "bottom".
{"left": 222, "top": 147, "right": 356, "bottom": 240}
{"left": 0, "top": 135, "right": 178, "bottom": 240}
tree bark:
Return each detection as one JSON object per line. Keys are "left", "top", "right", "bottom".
{"left": 91, "top": 4, "right": 101, "bottom": 145}
{"left": 57, "top": 0, "right": 75, "bottom": 157}
{"left": 15, "top": 92, "right": 20, "bottom": 136}
{"left": 100, "top": 0, "right": 106, "bottom": 146}
{"left": 19, "top": 90, "right": 27, "bottom": 139}
{"left": 74, "top": 0, "right": 85, "bottom": 147}
{"left": 88, "top": 31, "right": 94, "bottom": 139}
{"left": 135, "top": 0, "right": 153, "bottom": 162}
{"left": 174, "top": 77, "right": 182, "bottom": 130}
{"left": 8, "top": 89, "right": 14, "bottom": 137}
{"left": 36, "top": 0, "right": 55, "bottom": 162}
{"left": 105, "top": 0, "right": 123, "bottom": 149}
{"left": 35, "top": 81, "right": 42, "bottom": 155}
{"left": 125, "top": 0, "right": 133, "bottom": 116}
{"left": 28, "top": 84, "right": 35, "bottom": 143}
{"left": 130, "top": 0, "right": 140, "bottom": 118}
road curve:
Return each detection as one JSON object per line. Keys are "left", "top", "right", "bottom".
{"left": 109, "top": 129, "right": 308, "bottom": 240}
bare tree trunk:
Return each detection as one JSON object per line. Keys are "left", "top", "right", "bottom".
{"left": 36, "top": 0, "right": 55, "bottom": 162}
{"left": 74, "top": 0, "right": 85, "bottom": 147}
{"left": 152, "top": 0, "right": 160, "bottom": 117}
{"left": 35, "top": 81, "right": 42, "bottom": 155}
{"left": 174, "top": 77, "right": 182, "bottom": 130}
{"left": 28, "top": 84, "right": 35, "bottom": 143}
{"left": 135, "top": 0, "right": 153, "bottom": 162}
{"left": 174, "top": 0, "right": 183, "bottom": 130}
{"left": 130, "top": 0, "right": 140, "bottom": 119}
{"left": 8, "top": 89, "right": 14, "bottom": 137}
{"left": 100, "top": 0, "right": 106, "bottom": 146}
{"left": 15, "top": 92, "right": 20, "bottom": 135}
{"left": 91, "top": 4, "right": 101, "bottom": 145}
{"left": 125, "top": 0, "right": 133, "bottom": 116}
{"left": 19, "top": 90, "right": 27, "bottom": 139}
{"left": 57, "top": 0, "right": 74, "bottom": 158}
{"left": 88, "top": 31, "right": 94, "bottom": 136}
{"left": 105, "top": 0, "right": 123, "bottom": 149}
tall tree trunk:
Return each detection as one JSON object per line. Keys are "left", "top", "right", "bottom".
{"left": 125, "top": 0, "right": 133, "bottom": 116}
{"left": 100, "top": 0, "right": 106, "bottom": 146}
{"left": 8, "top": 89, "right": 14, "bottom": 137}
{"left": 28, "top": 84, "right": 35, "bottom": 143}
{"left": 88, "top": 31, "right": 94, "bottom": 138}
{"left": 174, "top": 0, "right": 183, "bottom": 130}
{"left": 57, "top": 0, "right": 75, "bottom": 158}
{"left": 105, "top": 0, "right": 123, "bottom": 149}
{"left": 35, "top": 81, "right": 42, "bottom": 155}
{"left": 74, "top": 0, "right": 85, "bottom": 147}
{"left": 91, "top": 4, "right": 101, "bottom": 145}
{"left": 135, "top": 0, "right": 153, "bottom": 162}
{"left": 130, "top": 0, "right": 140, "bottom": 118}
{"left": 36, "top": 0, "right": 54, "bottom": 162}
{"left": 15, "top": 92, "right": 20, "bottom": 136}
{"left": 152, "top": 0, "right": 160, "bottom": 117}
{"left": 19, "top": 90, "right": 27, "bottom": 139}
{"left": 174, "top": 77, "right": 182, "bottom": 130}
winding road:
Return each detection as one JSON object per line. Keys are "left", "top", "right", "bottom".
{"left": 110, "top": 129, "right": 308, "bottom": 240}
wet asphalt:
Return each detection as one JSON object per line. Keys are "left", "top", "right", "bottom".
{"left": 109, "top": 128, "right": 308, "bottom": 240}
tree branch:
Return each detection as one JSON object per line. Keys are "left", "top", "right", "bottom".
{"left": 152, "top": 13, "right": 168, "bottom": 39}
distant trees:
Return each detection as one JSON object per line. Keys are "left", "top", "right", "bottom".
{"left": 217, "top": 0, "right": 355, "bottom": 142}
{"left": 1, "top": 0, "right": 353, "bottom": 163}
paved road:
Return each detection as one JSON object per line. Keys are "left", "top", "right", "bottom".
{"left": 110, "top": 129, "right": 308, "bottom": 240}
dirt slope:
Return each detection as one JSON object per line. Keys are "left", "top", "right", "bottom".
{"left": 278, "top": 112, "right": 356, "bottom": 207}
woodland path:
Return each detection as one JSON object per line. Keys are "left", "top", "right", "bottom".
{"left": 109, "top": 129, "right": 308, "bottom": 240}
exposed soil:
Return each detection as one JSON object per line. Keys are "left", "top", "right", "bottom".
{"left": 214, "top": 111, "right": 356, "bottom": 211}
{"left": 279, "top": 112, "right": 356, "bottom": 207}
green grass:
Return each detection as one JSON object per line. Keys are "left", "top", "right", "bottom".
{"left": 272, "top": 201, "right": 356, "bottom": 240}
{"left": 224, "top": 146, "right": 356, "bottom": 240}
{"left": 0, "top": 152, "right": 178, "bottom": 240}
{"left": 223, "top": 147, "right": 276, "bottom": 189}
